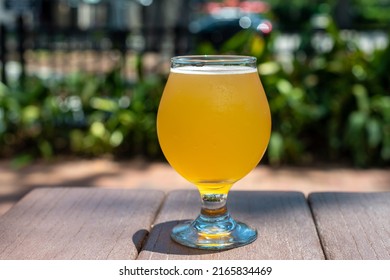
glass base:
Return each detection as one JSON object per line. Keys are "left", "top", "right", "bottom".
{"left": 171, "top": 212, "right": 257, "bottom": 250}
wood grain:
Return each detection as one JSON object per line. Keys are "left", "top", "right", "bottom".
{"left": 0, "top": 188, "right": 164, "bottom": 260}
{"left": 138, "top": 190, "right": 324, "bottom": 260}
{"left": 309, "top": 192, "right": 390, "bottom": 259}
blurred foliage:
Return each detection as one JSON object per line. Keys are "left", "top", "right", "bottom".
{"left": 351, "top": 0, "right": 390, "bottom": 28}
{"left": 0, "top": 65, "right": 165, "bottom": 161}
{"left": 264, "top": 37, "right": 390, "bottom": 167}
{"left": 197, "top": 16, "right": 390, "bottom": 167}
{"left": 1, "top": 9, "right": 389, "bottom": 167}
{"left": 267, "top": 0, "right": 390, "bottom": 30}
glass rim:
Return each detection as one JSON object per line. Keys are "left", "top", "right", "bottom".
{"left": 171, "top": 55, "right": 257, "bottom": 68}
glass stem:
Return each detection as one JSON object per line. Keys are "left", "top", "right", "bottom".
{"left": 192, "top": 193, "right": 236, "bottom": 235}
{"left": 200, "top": 193, "right": 228, "bottom": 217}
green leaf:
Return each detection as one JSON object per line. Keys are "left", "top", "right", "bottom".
{"left": 0, "top": 82, "right": 9, "bottom": 97}
{"left": 70, "top": 129, "right": 85, "bottom": 152}
{"left": 220, "top": 30, "right": 252, "bottom": 53}
{"left": 22, "top": 105, "right": 40, "bottom": 124}
{"left": 250, "top": 34, "right": 265, "bottom": 57}
{"left": 90, "top": 97, "right": 118, "bottom": 112}
{"left": 110, "top": 130, "right": 124, "bottom": 147}
{"left": 118, "top": 111, "right": 136, "bottom": 126}
{"left": 90, "top": 121, "right": 106, "bottom": 138}
{"left": 268, "top": 132, "right": 284, "bottom": 165}
{"left": 10, "top": 154, "right": 34, "bottom": 169}
{"left": 258, "top": 62, "right": 280, "bottom": 76}
{"left": 348, "top": 111, "right": 367, "bottom": 132}
{"left": 366, "top": 117, "right": 382, "bottom": 148}
{"left": 352, "top": 84, "right": 369, "bottom": 113}
{"left": 276, "top": 79, "right": 293, "bottom": 95}
{"left": 39, "top": 140, "right": 53, "bottom": 159}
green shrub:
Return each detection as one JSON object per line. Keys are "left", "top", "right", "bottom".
{"left": 1, "top": 20, "right": 389, "bottom": 167}
{"left": 197, "top": 18, "right": 389, "bottom": 167}
{"left": 0, "top": 67, "right": 165, "bottom": 160}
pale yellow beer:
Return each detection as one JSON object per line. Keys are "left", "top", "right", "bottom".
{"left": 157, "top": 65, "right": 271, "bottom": 195}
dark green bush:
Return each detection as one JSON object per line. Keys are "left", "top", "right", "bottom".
{"left": 262, "top": 43, "right": 390, "bottom": 167}
{"left": 0, "top": 67, "right": 165, "bottom": 160}
{"left": 264, "top": 22, "right": 390, "bottom": 167}
{"left": 1, "top": 19, "right": 389, "bottom": 167}
{"left": 196, "top": 18, "right": 389, "bottom": 167}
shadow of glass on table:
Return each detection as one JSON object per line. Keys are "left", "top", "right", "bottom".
{"left": 134, "top": 220, "right": 218, "bottom": 258}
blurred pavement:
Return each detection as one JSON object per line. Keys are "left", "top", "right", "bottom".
{"left": 1, "top": 157, "right": 389, "bottom": 216}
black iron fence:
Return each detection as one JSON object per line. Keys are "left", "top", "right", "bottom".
{"left": 0, "top": 16, "right": 192, "bottom": 85}
{"left": 0, "top": 0, "right": 195, "bottom": 85}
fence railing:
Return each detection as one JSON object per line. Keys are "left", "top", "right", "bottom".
{"left": 0, "top": 15, "right": 192, "bottom": 85}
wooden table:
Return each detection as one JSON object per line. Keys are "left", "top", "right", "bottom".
{"left": 0, "top": 188, "right": 389, "bottom": 260}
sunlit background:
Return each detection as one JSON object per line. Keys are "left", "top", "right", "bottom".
{"left": 0, "top": 0, "right": 389, "bottom": 168}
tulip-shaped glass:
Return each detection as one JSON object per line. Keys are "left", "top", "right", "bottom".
{"left": 157, "top": 55, "right": 271, "bottom": 250}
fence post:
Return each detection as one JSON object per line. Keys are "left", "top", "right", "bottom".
{"left": 0, "top": 23, "right": 7, "bottom": 85}
{"left": 17, "top": 14, "right": 26, "bottom": 85}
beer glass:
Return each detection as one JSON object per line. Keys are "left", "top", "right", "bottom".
{"left": 157, "top": 55, "right": 271, "bottom": 250}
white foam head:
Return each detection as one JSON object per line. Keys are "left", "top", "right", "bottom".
{"left": 171, "top": 65, "right": 257, "bottom": 75}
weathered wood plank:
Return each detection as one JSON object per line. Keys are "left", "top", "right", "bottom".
{"left": 138, "top": 190, "right": 324, "bottom": 260}
{"left": 0, "top": 188, "right": 165, "bottom": 260}
{"left": 309, "top": 192, "right": 390, "bottom": 259}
